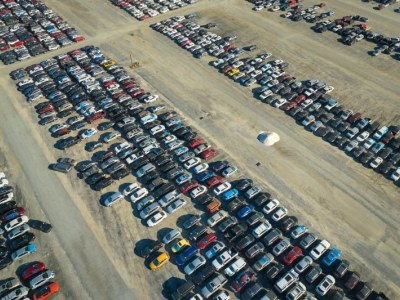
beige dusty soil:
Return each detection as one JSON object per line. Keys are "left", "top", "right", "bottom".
{"left": 0, "top": 0, "right": 399, "bottom": 299}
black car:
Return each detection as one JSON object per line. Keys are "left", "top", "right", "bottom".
{"left": 182, "top": 215, "right": 201, "bottom": 230}
{"left": 226, "top": 198, "right": 244, "bottom": 213}
{"left": 154, "top": 155, "right": 173, "bottom": 167}
{"left": 198, "top": 194, "right": 214, "bottom": 205}
{"left": 141, "top": 171, "right": 160, "bottom": 185}
{"left": 98, "top": 122, "right": 115, "bottom": 131}
{"left": 57, "top": 109, "right": 74, "bottom": 118}
{"left": 93, "top": 151, "right": 115, "bottom": 163}
{"left": 251, "top": 193, "right": 271, "bottom": 207}
{"left": 224, "top": 224, "right": 248, "bottom": 242}
{"left": 0, "top": 201, "right": 17, "bottom": 215}
{"left": 0, "top": 186, "right": 13, "bottom": 196}
{"left": 265, "top": 262, "right": 285, "bottom": 280}
{"left": 0, "top": 246, "right": 8, "bottom": 259}
{"left": 139, "top": 240, "right": 164, "bottom": 259}
{"left": 234, "top": 234, "right": 255, "bottom": 252}
{"left": 192, "top": 265, "right": 216, "bottom": 285}
{"left": 86, "top": 173, "right": 106, "bottom": 185}
{"left": 153, "top": 183, "right": 175, "bottom": 199}
{"left": 278, "top": 216, "right": 298, "bottom": 232}
{"left": 94, "top": 177, "right": 114, "bottom": 191}
{"left": 76, "top": 161, "right": 96, "bottom": 173}
{"left": 333, "top": 259, "right": 350, "bottom": 279}
{"left": 0, "top": 257, "right": 12, "bottom": 270}
{"left": 146, "top": 148, "right": 166, "bottom": 161}
{"left": 211, "top": 161, "right": 228, "bottom": 173}
{"left": 57, "top": 136, "right": 81, "bottom": 150}
{"left": 28, "top": 220, "right": 52, "bottom": 233}
{"left": 188, "top": 226, "right": 208, "bottom": 241}
{"left": 112, "top": 167, "right": 130, "bottom": 180}
{"left": 131, "top": 157, "right": 150, "bottom": 170}
{"left": 147, "top": 178, "right": 166, "bottom": 192}
{"left": 9, "top": 232, "right": 36, "bottom": 250}
{"left": 234, "top": 179, "right": 252, "bottom": 191}
{"left": 360, "top": 152, "right": 374, "bottom": 164}
{"left": 159, "top": 161, "right": 177, "bottom": 173}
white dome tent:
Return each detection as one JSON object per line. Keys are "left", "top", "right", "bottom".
{"left": 257, "top": 131, "right": 280, "bottom": 146}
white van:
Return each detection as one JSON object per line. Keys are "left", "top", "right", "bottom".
{"left": 224, "top": 257, "right": 247, "bottom": 277}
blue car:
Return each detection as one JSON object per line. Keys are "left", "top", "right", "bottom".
{"left": 197, "top": 171, "right": 214, "bottom": 183}
{"left": 237, "top": 204, "right": 255, "bottom": 218}
{"left": 322, "top": 248, "right": 342, "bottom": 267}
{"left": 221, "top": 189, "right": 239, "bottom": 201}
{"left": 175, "top": 246, "right": 198, "bottom": 266}
{"left": 173, "top": 146, "right": 189, "bottom": 157}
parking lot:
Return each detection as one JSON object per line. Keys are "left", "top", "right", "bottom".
{"left": 0, "top": 0, "right": 399, "bottom": 299}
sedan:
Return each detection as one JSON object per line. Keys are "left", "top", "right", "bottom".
{"left": 193, "top": 163, "right": 209, "bottom": 174}
{"left": 262, "top": 199, "right": 280, "bottom": 214}
{"left": 184, "top": 157, "right": 202, "bottom": 169}
{"left": 282, "top": 246, "right": 303, "bottom": 265}
{"left": 271, "top": 207, "right": 288, "bottom": 222}
{"left": 184, "top": 255, "right": 206, "bottom": 275}
{"left": 78, "top": 128, "right": 97, "bottom": 139}
{"left": 21, "top": 262, "right": 46, "bottom": 280}
{"left": 146, "top": 211, "right": 167, "bottom": 227}
{"left": 197, "top": 233, "right": 217, "bottom": 250}
{"left": 237, "top": 204, "right": 255, "bottom": 218}
{"left": 166, "top": 199, "right": 186, "bottom": 214}
{"left": 175, "top": 172, "right": 192, "bottom": 185}
{"left": 1, "top": 207, "right": 24, "bottom": 222}
{"left": 11, "top": 243, "right": 37, "bottom": 261}
{"left": 316, "top": 275, "right": 335, "bottom": 296}
{"left": 222, "top": 165, "right": 238, "bottom": 177}
{"left": 294, "top": 256, "right": 313, "bottom": 274}
{"left": 5, "top": 216, "right": 29, "bottom": 232}
{"left": 290, "top": 225, "right": 308, "bottom": 239}
{"left": 231, "top": 271, "right": 257, "bottom": 292}
{"left": 205, "top": 241, "right": 226, "bottom": 259}
{"left": 190, "top": 185, "right": 207, "bottom": 198}
{"left": 310, "top": 239, "right": 331, "bottom": 260}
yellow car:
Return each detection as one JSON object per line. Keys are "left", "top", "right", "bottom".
{"left": 171, "top": 239, "right": 189, "bottom": 253}
{"left": 150, "top": 252, "right": 170, "bottom": 271}
{"left": 102, "top": 60, "right": 116, "bottom": 68}
{"left": 227, "top": 68, "right": 240, "bottom": 77}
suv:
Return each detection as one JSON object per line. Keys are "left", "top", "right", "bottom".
{"left": 192, "top": 265, "right": 215, "bottom": 285}
{"left": 201, "top": 274, "right": 227, "bottom": 298}
{"left": 171, "top": 281, "right": 195, "bottom": 300}
{"left": 274, "top": 269, "right": 299, "bottom": 293}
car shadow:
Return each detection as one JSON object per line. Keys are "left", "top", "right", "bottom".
{"left": 133, "top": 238, "right": 154, "bottom": 257}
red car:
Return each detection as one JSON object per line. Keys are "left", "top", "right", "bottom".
{"left": 188, "top": 137, "right": 204, "bottom": 148}
{"left": 196, "top": 233, "right": 217, "bottom": 250}
{"left": 131, "top": 89, "right": 145, "bottom": 98}
{"left": 73, "top": 36, "right": 85, "bottom": 42}
{"left": 21, "top": 262, "right": 46, "bottom": 280}
{"left": 283, "top": 246, "right": 302, "bottom": 265}
{"left": 33, "top": 282, "right": 60, "bottom": 300}
{"left": 38, "top": 105, "right": 55, "bottom": 114}
{"left": 231, "top": 271, "right": 257, "bottom": 292}
{"left": 206, "top": 176, "right": 224, "bottom": 189}
{"left": 201, "top": 149, "right": 217, "bottom": 160}
{"left": 179, "top": 180, "right": 199, "bottom": 194}
{"left": 1, "top": 207, "right": 24, "bottom": 222}
{"left": 86, "top": 111, "right": 106, "bottom": 123}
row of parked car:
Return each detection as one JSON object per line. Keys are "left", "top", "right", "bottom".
{"left": 109, "top": 0, "right": 197, "bottom": 21}
{"left": 152, "top": 15, "right": 400, "bottom": 184}
{"left": 0, "top": 172, "right": 58, "bottom": 300}
{"left": 11, "top": 46, "right": 391, "bottom": 299}
{"left": 0, "top": 0, "right": 84, "bottom": 65}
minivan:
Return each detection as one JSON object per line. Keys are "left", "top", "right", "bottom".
{"left": 136, "top": 163, "right": 156, "bottom": 178}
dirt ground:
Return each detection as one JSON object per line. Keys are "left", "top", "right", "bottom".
{"left": 0, "top": 0, "right": 399, "bottom": 299}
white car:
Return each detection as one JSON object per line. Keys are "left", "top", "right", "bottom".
{"left": 273, "top": 98, "right": 287, "bottom": 108}
{"left": 184, "top": 157, "right": 202, "bottom": 169}
{"left": 271, "top": 207, "right": 288, "bottom": 222}
{"left": 0, "top": 172, "right": 6, "bottom": 180}
{"left": 213, "top": 182, "right": 231, "bottom": 196}
{"left": 150, "top": 125, "right": 165, "bottom": 135}
{"left": 213, "top": 291, "right": 230, "bottom": 300}
{"left": 262, "top": 199, "right": 280, "bottom": 214}
{"left": 272, "top": 239, "right": 291, "bottom": 256}
{"left": 252, "top": 221, "right": 272, "bottom": 238}
{"left": 391, "top": 167, "right": 400, "bottom": 182}
{"left": 294, "top": 256, "right": 313, "bottom": 273}
{"left": 146, "top": 211, "right": 167, "bottom": 227}
{"left": 29, "top": 270, "right": 55, "bottom": 289}
{"left": 316, "top": 275, "right": 335, "bottom": 296}
{"left": 184, "top": 255, "right": 207, "bottom": 275}
{"left": 370, "top": 157, "right": 383, "bottom": 169}
{"left": 7, "top": 224, "right": 30, "bottom": 240}
{"left": 207, "top": 210, "right": 228, "bottom": 227}
{"left": 212, "top": 249, "right": 238, "bottom": 271}
{"left": 222, "top": 165, "right": 238, "bottom": 178}
{"left": 162, "top": 135, "right": 177, "bottom": 144}
{"left": 193, "top": 163, "right": 209, "bottom": 174}
{"left": 166, "top": 198, "right": 186, "bottom": 214}
{"left": 103, "top": 131, "right": 121, "bottom": 143}
{"left": 114, "top": 142, "right": 130, "bottom": 154}
{"left": 310, "top": 240, "right": 331, "bottom": 260}
{"left": 286, "top": 282, "right": 307, "bottom": 300}
{"left": 190, "top": 185, "right": 207, "bottom": 198}
{"left": 130, "top": 188, "right": 149, "bottom": 203}
{"left": 0, "top": 178, "right": 8, "bottom": 188}
{"left": 5, "top": 216, "right": 29, "bottom": 232}
{"left": 357, "top": 131, "right": 370, "bottom": 142}
{"left": 0, "top": 287, "right": 29, "bottom": 300}
{"left": 122, "top": 183, "right": 140, "bottom": 196}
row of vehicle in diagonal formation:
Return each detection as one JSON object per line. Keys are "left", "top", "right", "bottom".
{"left": 13, "top": 46, "right": 394, "bottom": 299}
{"left": 246, "top": 0, "right": 400, "bottom": 60}
{"left": 109, "top": 0, "right": 198, "bottom": 21}
{"left": 151, "top": 15, "right": 400, "bottom": 185}
{"left": 0, "top": 172, "right": 58, "bottom": 300}
{"left": 10, "top": 46, "right": 391, "bottom": 299}
{"left": 0, "top": 0, "right": 84, "bottom": 65}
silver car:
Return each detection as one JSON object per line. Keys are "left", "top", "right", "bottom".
{"left": 29, "top": 270, "right": 55, "bottom": 289}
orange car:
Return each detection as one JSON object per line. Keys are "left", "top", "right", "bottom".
{"left": 33, "top": 282, "right": 60, "bottom": 300}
